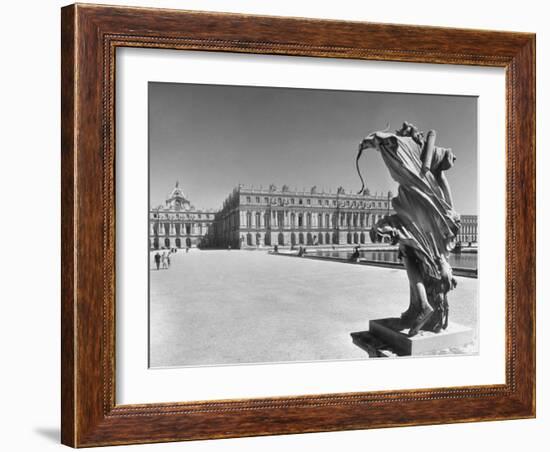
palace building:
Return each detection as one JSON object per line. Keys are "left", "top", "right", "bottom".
{"left": 208, "top": 184, "right": 394, "bottom": 249}
{"left": 150, "top": 182, "right": 479, "bottom": 250}
{"left": 150, "top": 182, "right": 394, "bottom": 250}
{"left": 457, "top": 214, "right": 478, "bottom": 244}
{"left": 149, "top": 182, "right": 216, "bottom": 250}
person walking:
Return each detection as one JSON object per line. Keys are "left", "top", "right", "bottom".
{"left": 166, "top": 251, "right": 171, "bottom": 268}
{"left": 161, "top": 252, "right": 168, "bottom": 269}
{"left": 154, "top": 252, "right": 161, "bottom": 270}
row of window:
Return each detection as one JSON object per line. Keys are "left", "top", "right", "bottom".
{"left": 242, "top": 231, "right": 370, "bottom": 247}
{"left": 244, "top": 212, "right": 382, "bottom": 229}
{"left": 151, "top": 223, "right": 209, "bottom": 235}
{"left": 151, "top": 213, "right": 214, "bottom": 220}
{"left": 244, "top": 196, "right": 388, "bottom": 209}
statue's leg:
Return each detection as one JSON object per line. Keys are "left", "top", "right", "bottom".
{"left": 403, "top": 256, "right": 434, "bottom": 336}
{"left": 400, "top": 283, "right": 417, "bottom": 325}
{"left": 403, "top": 256, "right": 431, "bottom": 312}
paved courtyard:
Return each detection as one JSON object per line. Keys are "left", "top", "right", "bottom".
{"left": 149, "top": 250, "right": 477, "bottom": 367}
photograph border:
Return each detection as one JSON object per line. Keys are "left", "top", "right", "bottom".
{"left": 61, "top": 3, "right": 535, "bottom": 447}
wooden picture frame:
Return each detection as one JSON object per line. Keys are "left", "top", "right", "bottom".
{"left": 61, "top": 3, "right": 535, "bottom": 447}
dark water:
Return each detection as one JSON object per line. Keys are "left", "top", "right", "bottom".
{"left": 313, "top": 249, "right": 478, "bottom": 270}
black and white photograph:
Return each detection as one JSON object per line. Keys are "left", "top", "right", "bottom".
{"left": 148, "top": 82, "right": 479, "bottom": 368}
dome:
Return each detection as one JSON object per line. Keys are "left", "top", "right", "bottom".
{"left": 166, "top": 181, "right": 191, "bottom": 211}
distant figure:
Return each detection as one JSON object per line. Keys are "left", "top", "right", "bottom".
{"left": 228, "top": 244, "right": 232, "bottom": 251}
{"left": 161, "top": 252, "right": 168, "bottom": 269}
{"left": 350, "top": 246, "right": 360, "bottom": 261}
{"left": 273, "top": 244, "right": 278, "bottom": 253}
{"left": 166, "top": 252, "right": 171, "bottom": 268}
{"left": 452, "top": 241, "right": 462, "bottom": 254}
{"left": 186, "top": 246, "right": 190, "bottom": 253}
{"left": 154, "top": 252, "right": 161, "bottom": 270}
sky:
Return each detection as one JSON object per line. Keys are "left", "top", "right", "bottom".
{"left": 149, "top": 82, "right": 477, "bottom": 214}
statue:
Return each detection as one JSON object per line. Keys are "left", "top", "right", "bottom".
{"left": 357, "top": 122, "right": 460, "bottom": 336}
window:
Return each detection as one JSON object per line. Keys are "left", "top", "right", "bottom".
{"left": 264, "top": 197, "right": 268, "bottom": 203}
{"left": 307, "top": 199, "right": 311, "bottom": 205}
{"left": 299, "top": 198, "right": 303, "bottom": 205}
{"left": 325, "top": 199, "right": 329, "bottom": 205}
{"left": 256, "top": 196, "right": 260, "bottom": 203}
{"left": 318, "top": 199, "right": 322, "bottom": 205}
{"left": 246, "top": 196, "right": 251, "bottom": 203}
{"left": 291, "top": 198, "right": 295, "bottom": 204}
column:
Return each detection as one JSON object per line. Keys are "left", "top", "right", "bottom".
{"left": 251, "top": 210, "right": 256, "bottom": 228}
{"left": 241, "top": 213, "right": 245, "bottom": 230}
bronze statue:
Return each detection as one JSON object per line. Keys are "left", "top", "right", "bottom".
{"left": 357, "top": 122, "right": 460, "bottom": 336}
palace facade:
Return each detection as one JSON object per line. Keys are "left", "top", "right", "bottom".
{"left": 457, "top": 214, "right": 478, "bottom": 244}
{"left": 150, "top": 182, "right": 393, "bottom": 249}
{"left": 149, "top": 182, "right": 216, "bottom": 250}
{"left": 149, "top": 182, "right": 479, "bottom": 250}
{"left": 209, "top": 184, "right": 394, "bottom": 249}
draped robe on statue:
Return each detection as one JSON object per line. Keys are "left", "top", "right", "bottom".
{"left": 359, "top": 131, "right": 460, "bottom": 333}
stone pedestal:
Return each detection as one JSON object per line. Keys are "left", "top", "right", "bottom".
{"left": 350, "top": 331, "right": 398, "bottom": 358}
{"left": 367, "top": 317, "right": 474, "bottom": 356}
